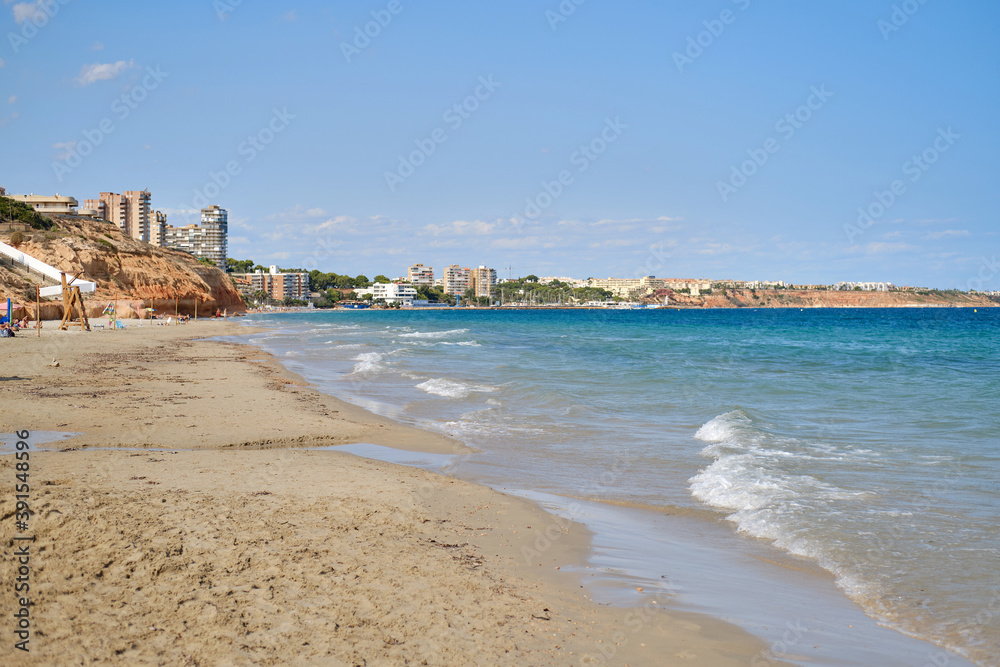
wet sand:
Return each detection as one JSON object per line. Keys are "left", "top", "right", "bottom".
{"left": 0, "top": 319, "right": 774, "bottom": 665}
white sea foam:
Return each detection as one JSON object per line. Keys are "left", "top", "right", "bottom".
{"left": 689, "top": 409, "right": 864, "bottom": 571}
{"left": 694, "top": 410, "right": 753, "bottom": 443}
{"left": 399, "top": 340, "right": 482, "bottom": 348}
{"left": 398, "top": 328, "right": 469, "bottom": 339}
{"left": 416, "top": 378, "right": 495, "bottom": 399}
{"left": 350, "top": 350, "right": 402, "bottom": 375}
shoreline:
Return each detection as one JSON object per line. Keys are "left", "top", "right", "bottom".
{"left": 0, "top": 320, "right": 775, "bottom": 665}
{"left": 238, "top": 310, "right": 983, "bottom": 667}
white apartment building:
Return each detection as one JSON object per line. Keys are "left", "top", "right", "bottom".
{"left": 354, "top": 282, "right": 418, "bottom": 306}
{"left": 407, "top": 263, "right": 434, "bottom": 286}
{"left": 7, "top": 193, "right": 79, "bottom": 215}
{"left": 164, "top": 205, "right": 228, "bottom": 266}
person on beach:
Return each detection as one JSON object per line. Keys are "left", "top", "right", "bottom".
{"left": 1, "top": 323, "right": 15, "bottom": 337}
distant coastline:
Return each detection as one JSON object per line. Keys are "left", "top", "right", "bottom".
{"left": 279, "top": 288, "right": 1000, "bottom": 311}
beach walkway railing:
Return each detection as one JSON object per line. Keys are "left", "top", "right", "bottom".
{"left": 0, "top": 240, "right": 96, "bottom": 298}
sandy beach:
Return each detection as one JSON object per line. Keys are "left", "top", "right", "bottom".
{"left": 0, "top": 320, "right": 774, "bottom": 665}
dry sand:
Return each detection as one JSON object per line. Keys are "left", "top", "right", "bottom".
{"left": 0, "top": 320, "right": 775, "bottom": 665}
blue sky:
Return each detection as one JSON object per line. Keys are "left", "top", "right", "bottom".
{"left": 2, "top": 0, "right": 997, "bottom": 288}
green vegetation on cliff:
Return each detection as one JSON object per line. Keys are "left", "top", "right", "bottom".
{"left": 0, "top": 196, "right": 55, "bottom": 231}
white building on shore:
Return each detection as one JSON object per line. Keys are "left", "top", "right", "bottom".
{"left": 7, "top": 193, "right": 80, "bottom": 215}
{"left": 354, "top": 282, "right": 418, "bottom": 306}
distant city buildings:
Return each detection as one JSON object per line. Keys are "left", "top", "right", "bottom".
{"left": 469, "top": 265, "right": 497, "bottom": 298}
{"left": 152, "top": 211, "right": 168, "bottom": 247}
{"left": 833, "top": 282, "right": 894, "bottom": 292}
{"left": 443, "top": 265, "right": 471, "bottom": 296}
{"left": 84, "top": 190, "right": 153, "bottom": 242}
{"left": 230, "top": 265, "right": 309, "bottom": 302}
{"left": 163, "top": 205, "right": 229, "bottom": 266}
{"left": 407, "top": 263, "right": 434, "bottom": 286}
{"left": 584, "top": 276, "right": 712, "bottom": 298}
{"left": 538, "top": 276, "right": 586, "bottom": 287}
{"left": 715, "top": 280, "right": 786, "bottom": 290}
{"left": 6, "top": 193, "right": 79, "bottom": 215}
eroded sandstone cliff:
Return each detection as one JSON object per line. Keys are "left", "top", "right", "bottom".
{"left": 1, "top": 215, "right": 245, "bottom": 318}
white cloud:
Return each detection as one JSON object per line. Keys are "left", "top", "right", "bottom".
{"left": 283, "top": 10, "right": 297, "bottom": 21}
{"left": 52, "top": 141, "right": 76, "bottom": 160}
{"left": 914, "top": 217, "right": 958, "bottom": 226}
{"left": 588, "top": 239, "right": 641, "bottom": 249}
{"left": 6, "top": 95, "right": 15, "bottom": 105}
{"left": 0, "top": 58, "right": 5, "bottom": 68}
{"left": 91, "top": 41, "right": 104, "bottom": 51}
{"left": 849, "top": 242, "right": 918, "bottom": 255}
{"left": 305, "top": 215, "right": 357, "bottom": 234}
{"left": 74, "top": 60, "right": 135, "bottom": 86}
{"left": 591, "top": 216, "right": 681, "bottom": 227}
{"left": 159, "top": 207, "right": 199, "bottom": 218}
{"left": 492, "top": 236, "right": 543, "bottom": 250}
{"left": 266, "top": 204, "right": 328, "bottom": 221}
{"left": 11, "top": 1, "right": 45, "bottom": 25}
{"left": 922, "top": 229, "right": 970, "bottom": 241}
{"left": 422, "top": 219, "right": 496, "bottom": 236}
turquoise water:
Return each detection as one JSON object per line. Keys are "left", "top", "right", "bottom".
{"left": 242, "top": 308, "right": 999, "bottom": 664}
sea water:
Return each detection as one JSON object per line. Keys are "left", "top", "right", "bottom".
{"left": 240, "top": 308, "right": 999, "bottom": 665}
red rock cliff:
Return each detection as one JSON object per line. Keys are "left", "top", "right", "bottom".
{"left": 2, "top": 215, "right": 245, "bottom": 318}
